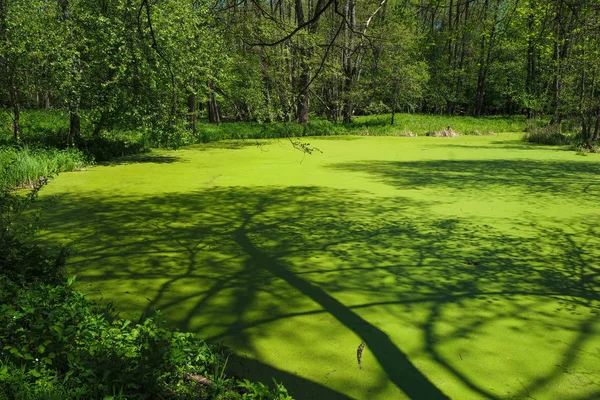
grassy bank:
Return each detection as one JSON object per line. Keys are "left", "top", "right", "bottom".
{"left": 2, "top": 110, "right": 527, "bottom": 148}
{"left": 195, "top": 114, "right": 526, "bottom": 141}
{"left": 0, "top": 146, "right": 87, "bottom": 190}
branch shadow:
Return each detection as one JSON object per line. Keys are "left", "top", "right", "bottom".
{"left": 327, "top": 159, "right": 600, "bottom": 199}
{"left": 36, "top": 177, "right": 600, "bottom": 399}
{"left": 103, "top": 154, "right": 183, "bottom": 166}
{"left": 437, "top": 140, "right": 571, "bottom": 151}
{"left": 227, "top": 354, "right": 353, "bottom": 400}
{"left": 187, "top": 140, "right": 271, "bottom": 151}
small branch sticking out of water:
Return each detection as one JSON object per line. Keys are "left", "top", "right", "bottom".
{"left": 357, "top": 341, "right": 366, "bottom": 369}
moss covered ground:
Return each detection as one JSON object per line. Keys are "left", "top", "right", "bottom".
{"left": 36, "top": 133, "right": 600, "bottom": 399}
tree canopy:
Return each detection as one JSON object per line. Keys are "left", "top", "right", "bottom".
{"left": 1, "top": 0, "right": 599, "bottom": 142}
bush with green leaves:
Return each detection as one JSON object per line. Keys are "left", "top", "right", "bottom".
{"left": 523, "top": 121, "right": 572, "bottom": 145}
{"left": 0, "top": 178, "right": 65, "bottom": 287}
{"left": 1, "top": 277, "right": 211, "bottom": 398}
{"left": 80, "top": 130, "right": 152, "bottom": 162}
{"left": 0, "top": 276, "right": 293, "bottom": 399}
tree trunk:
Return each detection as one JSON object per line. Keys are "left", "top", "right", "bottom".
{"left": 549, "top": 2, "right": 573, "bottom": 126}
{"left": 593, "top": 107, "right": 600, "bottom": 142}
{"left": 474, "top": 41, "right": 493, "bottom": 117}
{"left": 188, "top": 92, "right": 197, "bottom": 134}
{"left": 550, "top": 38, "right": 561, "bottom": 125}
{"left": 259, "top": 48, "right": 274, "bottom": 122}
{"left": 12, "top": 95, "right": 20, "bottom": 142}
{"left": 68, "top": 58, "right": 81, "bottom": 144}
{"left": 293, "top": 0, "right": 328, "bottom": 125}
{"left": 525, "top": 12, "right": 536, "bottom": 119}
{"left": 8, "top": 73, "right": 20, "bottom": 142}
{"left": 294, "top": 0, "right": 309, "bottom": 124}
{"left": 296, "top": 50, "right": 310, "bottom": 125}
{"left": 444, "top": 0, "right": 455, "bottom": 115}
{"left": 1, "top": 0, "right": 17, "bottom": 141}
{"left": 341, "top": 0, "right": 356, "bottom": 124}
{"left": 0, "top": 0, "right": 6, "bottom": 37}
{"left": 391, "top": 90, "right": 398, "bottom": 126}
{"left": 474, "top": 75, "right": 486, "bottom": 116}
{"left": 69, "top": 104, "right": 80, "bottom": 145}
{"left": 207, "top": 80, "right": 220, "bottom": 124}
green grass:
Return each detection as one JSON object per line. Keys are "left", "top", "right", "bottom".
{"left": 34, "top": 133, "right": 600, "bottom": 399}
{"left": 0, "top": 146, "right": 87, "bottom": 190}
{"left": 195, "top": 114, "right": 526, "bottom": 141}
{"left": 347, "top": 113, "right": 526, "bottom": 135}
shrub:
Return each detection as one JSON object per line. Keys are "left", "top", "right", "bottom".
{"left": 363, "top": 101, "right": 391, "bottom": 115}
{"left": 80, "top": 130, "right": 151, "bottom": 162}
{"left": 1, "top": 278, "right": 220, "bottom": 398}
{"left": 523, "top": 121, "right": 571, "bottom": 145}
{"left": 0, "top": 276, "right": 292, "bottom": 399}
{"left": 428, "top": 127, "right": 459, "bottom": 137}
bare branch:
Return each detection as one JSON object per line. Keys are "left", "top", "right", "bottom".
{"left": 244, "top": 0, "right": 335, "bottom": 47}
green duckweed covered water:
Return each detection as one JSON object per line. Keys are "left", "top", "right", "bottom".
{"left": 37, "top": 134, "right": 600, "bottom": 399}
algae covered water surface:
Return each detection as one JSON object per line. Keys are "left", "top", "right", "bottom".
{"left": 37, "top": 134, "right": 600, "bottom": 399}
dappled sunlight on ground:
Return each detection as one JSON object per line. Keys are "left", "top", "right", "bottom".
{"left": 36, "top": 134, "right": 600, "bottom": 399}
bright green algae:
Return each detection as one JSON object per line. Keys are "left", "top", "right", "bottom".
{"left": 36, "top": 134, "right": 600, "bottom": 399}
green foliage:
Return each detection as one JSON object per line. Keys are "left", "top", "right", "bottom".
{"left": 349, "top": 114, "right": 525, "bottom": 135}
{"left": 1, "top": 110, "right": 71, "bottom": 146}
{"left": 238, "top": 379, "right": 292, "bottom": 400}
{"left": 0, "top": 110, "right": 151, "bottom": 162}
{"left": 0, "top": 274, "right": 291, "bottom": 399}
{"left": 0, "top": 110, "right": 70, "bottom": 147}
{"left": 81, "top": 129, "right": 152, "bottom": 162}
{"left": 1, "top": 278, "right": 202, "bottom": 398}
{"left": 0, "top": 146, "right": 86, "bottom": 190}
{"left": 0, "top": 275, "right": 292, "bottom": 399}
{"left": 3, "top": 0, "right": 600, "bottom": 143}
{"left": 0, "top": 178, "right": 65, "bottom": 286}
{"left": 195, "top": 120, "right": 328, "bottom": 142}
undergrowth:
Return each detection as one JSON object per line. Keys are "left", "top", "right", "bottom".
{"left": 2, "top": 111, "right": 527, "bottom": 158}
{"left": 0, "top": 110, "right": 151, "bottom": 162}
{"left": 195, "top": 114, "right": 526, "bottom": 141}
{"left": 523, "top": 120, "right": 573, "bottom": 145}
{"left": 0, "top": 146, "right": 87, "bottom": 190}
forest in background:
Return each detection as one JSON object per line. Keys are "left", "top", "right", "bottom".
{"left": 1, "top": 0, "right": 600, "bottom": 147}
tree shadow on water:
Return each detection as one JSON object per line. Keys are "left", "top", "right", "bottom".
{"left": 187, "top": 140, "right": 271, "bottom": 151}
{"left": 37, "top": 184, "right": 600, "bottom": 399}
{"left": 436, "top": 140, "right": 570, "bottom": 152}
{"left": 226, "top": 354, "right": 352, "bottom": 400}
{"left": 328, "top": 159, "right": 600, "bottom": 199}
{"left": 103, "top": 154, "right": 183, "bottom": 166}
